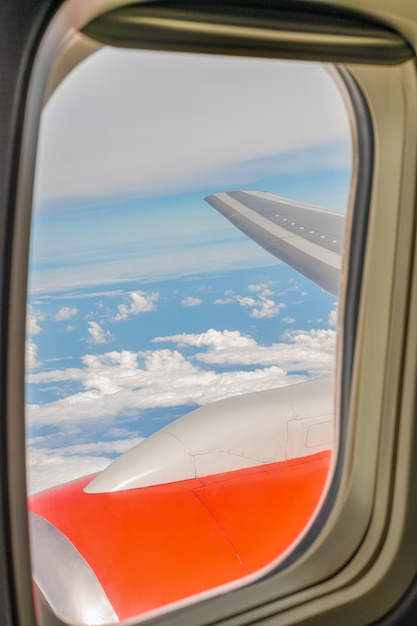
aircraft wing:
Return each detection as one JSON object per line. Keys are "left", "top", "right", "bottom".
{"left": 205, "top": 190, "right": 345, "bottom": 296}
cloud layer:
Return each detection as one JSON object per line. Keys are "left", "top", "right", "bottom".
{"left": 36, "top": 50, "right": 350, "bottom": 201}
{"left": 27, "top": 436, "right": 144, "bottom": 494}
{"left": 27, "top": 326, "right": 335, "bottom": 429}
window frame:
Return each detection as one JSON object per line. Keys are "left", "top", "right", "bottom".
{"left": 2, "top": 1, "right": 417, "bottom": 626}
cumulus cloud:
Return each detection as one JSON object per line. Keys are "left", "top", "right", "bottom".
{"left": 87, "top": 321, "right": 113, "bottom": 344}
{"left": 27, "top": 305, "right": 79, "bottom": 333}
{"left": 251, "top": 297, "right": 284, "bottom": 318}
{"left": 236, "top": 296, "right": 257, "bottom": 308}
{"left": 24, "top": 320, "right": 339, "bottom": 508}
{"left": 55, "top": 306, "right": 78, "bottom": 321}
{"left": 157, "top": 328, "right": 336, "bottom": 371}
{"left": 114, "top": 290, "right": 159, "bottom": 321}
{"left": 26, "top": 325, "right": 336, "bottom": 432}
{"left": 248, "top": 283, "right": 274, "bottom": 296}
{"left": 282, "top": 317, "right": 295, "bottom": 324}
{"left": 328, "top": 306, "right": 338, "bottom": 327}
{"left": 181, "top": 296, "right": 202, "bottom": 307}
{"left": 215, "top": 293, "right": 285, "bottom": 318}
{"left": 152, "top": 328, "right": 256, "bottom": 349}
{"left": 27, "top": 358, "right": 297, "bottom": 430}
{"left": 27, "top": 306, "right": 44, "bottom": 335}
{"left": 26, "top": 340, "right": 39, "bottom": 370}
{"left": 27, "top": 317, "right": 42, "bottom": 335}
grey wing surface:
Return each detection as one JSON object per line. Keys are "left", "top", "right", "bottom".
{"left": 205, "top": 190, "right": 345, "bottom": 296}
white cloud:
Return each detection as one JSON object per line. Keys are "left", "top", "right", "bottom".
{"left": 143, "top": 349, "right": 197, "bottom": 373}
{"left": 45, "top": 289, "right": 125, "bottom": 301}
{"left": 26, "top": 340, "right": 39, "bottom": 370}
{"left": 66, "top": 324, "right": 75, "bottom": 332}
{"left": 114, "top": 290, "right": 159, "bottom": 321}
{"left": 36, "top": 50, "right": 350, "bottom": 202}
{"left": 26, "top": 433, "right": 145, "bottom": 493}
{"left": 181, "top": 296, "right": 202, "bottom": 307}
{"left": 87, "top": 321, "right": 113, "bottom": 344}
{"left": 214, "top": 298, "right": 236, "bottom": 305}
{"left": 27, "top": 448, "right": 111, "bottom": 494}
{"left": 248, "top": 283, "right": 274, "bottom": 296}
{"left": 282, "top": 328, "right": 336, "bottom": 350}
{"left": 27, "top": 368, "right": 84, "bottom": 384}
{"left": 328, "top": 306, "right": 338, "bottom": 327}
{"left": 248, "top": 283, "right": 267, "bottom": 292}
{"left": 27, "top": 356, "right": 299, "bottom": 429}
{"left": 27, "top": 306, "right": 44, "bottom": 335}
{"left": 27, "top": 317, "right": 42, "bottom": 335}
{"left": 57, "top": 438, "right": 145, "bottom": 456}
{"left": 158, "top": 328, "right": 336, "bottom": 372}
{"left": 214, "top": 293, "right": 285, "bottom": 318}
{"left": 250, "top": 297, "right": 284, "bottom": 319}
{"left": 26, "top": 316, "right": 334, "bottom": 494}
{"left": 236, "top": 296, "right": 257, "bottom": 308}
{"left": 26, "top": 328, "right": 336, "bottom": 436}
{"left": 27, "top": 304, "right": 79, "bottom": 333}
{"left": 152, "top": 328, "right": 256, "bottom": 349}
{"left": 55, "top": 306, "right": 78, "bottom": 321}
{"left": 282, "top": 317, "right": 295, "bottom": 324}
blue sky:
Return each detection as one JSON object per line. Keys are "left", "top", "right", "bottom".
{"left": 26, "top": 48, "right": 351, "bottom": 493}
{"left": 29, "top": 164, "right": 349, "bottom": 293}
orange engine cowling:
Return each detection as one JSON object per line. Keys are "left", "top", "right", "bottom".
{"left": 29, "top": 450, "right": 330, "bottom": 623}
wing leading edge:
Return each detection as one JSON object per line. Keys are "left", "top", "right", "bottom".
{"left": 205, "top": 190, "right": 345, "bottom": 296}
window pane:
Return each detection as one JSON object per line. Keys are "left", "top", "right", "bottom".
{"left": 27, "top": 49, "right": 352, "bottom": 624}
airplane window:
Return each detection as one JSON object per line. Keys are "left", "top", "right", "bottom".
{"left": 26, "top": 48, "right": 353, "bottom": 624}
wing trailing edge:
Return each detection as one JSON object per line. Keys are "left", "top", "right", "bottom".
{"left": 205, "top": 190, "right": 345, "bottom": 296}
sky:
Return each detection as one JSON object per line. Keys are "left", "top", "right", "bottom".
{"left": 26, "top": 47, "right": 352, "bottom": 495}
